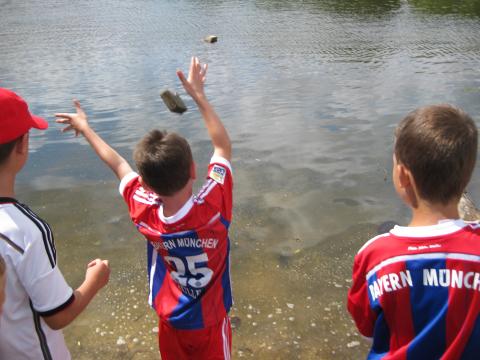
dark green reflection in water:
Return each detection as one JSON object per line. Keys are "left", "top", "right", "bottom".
{"left": 410, "top": 0, "right": 480, "bottom": 16}
{"left": 256, "top": 0, "right": 480, "bottom": 18}
{"left": 255, "top": 0, "right": 402, "bottom": 15}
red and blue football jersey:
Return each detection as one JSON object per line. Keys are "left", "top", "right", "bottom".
{"left": 120, "top": 156, "right": 233, "bottom": 330}
{"left": 348, "top": 220, "right": 480, "bottom": 359}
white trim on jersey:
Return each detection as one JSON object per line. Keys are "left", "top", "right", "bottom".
{"left": 222, "top": 316, "right": 231, "bottom": 360}
{"left": 210, "top": 156, "right": 233, "bottom": 174}
{"left": 358, "top": 233, "right": 390, "bottom": 255}
{"left": 195, "top": 179, "right": 217, "bottom": 204}
{"left": 390, "top": 219, "right": 466, "bottom": 238}
{"left": 366, "top": 252, "right": 480, "bottom": 280}
{"left": 148, "top": 249, "right": 158, "bottom": 307}
{"left": 159, "top": 196, "right": 194, "bottom": 224}
{"left": 207, "top": 212, "right": 221, "bottom": 227}
{"left": 138, "top": 222, "right": 163, "bottom": 236}
{"left": 359, "top": 220, "right": 470, "bottom": 255}
{"left": 119, "top": 172, "right": 140, "bottom": 196}
{"left": 133, "top": 194, "right": 158, "bottom": 205}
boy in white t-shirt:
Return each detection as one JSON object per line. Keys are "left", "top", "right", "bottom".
{"left": 0, "top": 88, "right": 111, "bottom": 359}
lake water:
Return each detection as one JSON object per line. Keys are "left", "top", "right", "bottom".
{"left": 1, "top": 0, "right": 480, "bottom": 358}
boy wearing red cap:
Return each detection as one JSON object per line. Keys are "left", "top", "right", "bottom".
{"left": 0, "top": 88, "right": 111, "bottom": 360}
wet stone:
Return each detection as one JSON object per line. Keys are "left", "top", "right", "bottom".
{"left": 231, "top": 316, "right": 242, "bottom": 329}
{"left": 377, "top": 221, "right": 399, "bottom": 234}
{"left": 160, "top": 90, "right": 187, "bottom": 114}
{"left": 204, "top": 35, "right": 218, "bottom": 43}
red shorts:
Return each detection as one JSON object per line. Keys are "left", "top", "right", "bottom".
{"left": 158, "top": 316, "right": 232, "bottom": 360}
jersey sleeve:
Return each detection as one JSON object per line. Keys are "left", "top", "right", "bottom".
{"left": 119, "top": 171, "right": 160, "bottom": 223}
{"left": 16, "top": 230, "right": 73, "bottom": 315}
{"left": 201, "top": 156, "right": 233, "bottom": 221}
{"left": 347, "top": 253, "right": 377, "bottom": 338}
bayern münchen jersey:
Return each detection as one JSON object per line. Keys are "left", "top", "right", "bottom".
{"left": 119, "top": 156, "right": 233, "bottom": 330}
{"left": 348, "top": 220, "right": 480, "bottom": 360}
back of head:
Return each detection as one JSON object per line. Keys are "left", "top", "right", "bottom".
{"left": 394, "top": 104, "right": 478, "bottom": 205}
{"left": 133, "top": 130, "right": 193, "bottom": 196}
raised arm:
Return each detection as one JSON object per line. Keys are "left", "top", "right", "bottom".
{"left": 55, "top": 100, "right": 133, "bottom": 180}
{"left": 177, "top": 57, "right": 232, "bottom": 161}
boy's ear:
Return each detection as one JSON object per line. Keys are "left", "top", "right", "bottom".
{"left": 398, "top": 164, "right": 419, "bottom": 208}
{"left": 15, "top": 133, "right": 29, "bottom": 155}
{"left": 190, "top": 161, "right": 196, "bottom": 180}
{"left": 138, "top": 176, "right": 152, "bottom": 191}
{"left": 397, "top": 163, "right": 412, "bottom": 188}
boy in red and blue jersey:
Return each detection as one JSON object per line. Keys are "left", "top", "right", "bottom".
{"left": 347, "top": 105, "right": 480, "bottom": 360}
{"left": 57, "top": 57, "right": 233, "bottom": 359}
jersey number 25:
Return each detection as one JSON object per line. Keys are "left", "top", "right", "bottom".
{"left": 164, "top": 254, "right": 213, "bottom": 289}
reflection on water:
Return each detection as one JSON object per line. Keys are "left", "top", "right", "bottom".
{"left": 410, "top": 0, "right": 480, "bottom": 16}
{"left": 3, "top": 0, "right": 480, "bottom": 358}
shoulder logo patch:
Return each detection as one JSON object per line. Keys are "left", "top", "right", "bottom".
{"left": 210, "top": 165, "right": 226, "bottom": 184}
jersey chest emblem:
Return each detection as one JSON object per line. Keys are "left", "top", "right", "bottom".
{"left": 210, "top": 165, "right": 226, "bottom": 184}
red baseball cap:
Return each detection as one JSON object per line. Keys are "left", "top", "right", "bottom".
{"left": 0, "top": 88, "right": 48, "bottom": 144}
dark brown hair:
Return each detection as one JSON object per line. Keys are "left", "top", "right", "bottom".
{"left": 0, "top": 137, "right": 20, "bottom": 165}
{"left": 394, "top": 104, "right": 477, "bottom": 205}
{"left": 133, "top": 130, "right": 193, "bottom": 196}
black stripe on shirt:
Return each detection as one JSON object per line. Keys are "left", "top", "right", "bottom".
{"left": 18, "top": 204, "right": 57, "bottom": 259}
{"left": 13, "top": 204, "right": 55, "bottom": 268}
{"left": 0, "top": 232, "right": 25, "bottom": 254}
{"left": 37, "top": 293, "right": 75, "bottom": 317}
{"left": 29, "top": 300, "right": 53, "bottom": 360}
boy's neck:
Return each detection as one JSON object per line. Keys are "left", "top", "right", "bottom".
{"left": 161, "top": 184, "right": 194, "bottom": 218}
{"left": 0, "top": 171, "right": 16, "bottom": 198}
{"left": 409, "top": 198, "right": 460, "bottom": 227}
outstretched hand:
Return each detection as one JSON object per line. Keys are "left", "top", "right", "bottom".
{"left": 55, "top": 100, "right": 89, "bottom": 136}
{"left": 177, "top": 56, "right": 208, "bottom": 103}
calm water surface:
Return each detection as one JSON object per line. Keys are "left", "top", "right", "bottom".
{"left": 1, "top": 0, "right": 480, "bottom": 358}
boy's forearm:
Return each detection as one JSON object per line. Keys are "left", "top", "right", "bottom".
{"left": 82, "top": 127, "right": 133, "bottom": 180}
{"left": 195, "top": 97, "right": 232, "bottom": 161}
{"left": 42, "top": 279, "right": 99, "bottom": 330}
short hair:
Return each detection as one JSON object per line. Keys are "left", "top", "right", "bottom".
{"left": 0, "top": 136, "right": 20, "bottom": 166}
{"left": 0, "top": 254, "right": 5, "bottom": 277}
{"left": 394, "top": 104, "right": 477, "bottom": 205}
{"left": 133, "top": 130, "right": 193, "bottom": 196}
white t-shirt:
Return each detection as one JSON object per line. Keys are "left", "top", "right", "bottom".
{"left": 0, "top": 198, "right": 73, "bottom": 360}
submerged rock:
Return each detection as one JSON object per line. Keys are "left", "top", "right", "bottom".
{"left": 376, "top": 221, "right": 399, "bottom": 234}
{"left": 230, "top": 316, "right": 241, "bottom": 329}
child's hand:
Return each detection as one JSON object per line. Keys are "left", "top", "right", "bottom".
{"left": 55, "top": 100, "right": 90, "bottom": 136}
{"left": 85, "top": 258, "right": 110, "bottom": 291}
{"left": 177, "top": 56, "right": 208, "bottom": 103}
